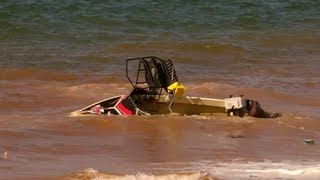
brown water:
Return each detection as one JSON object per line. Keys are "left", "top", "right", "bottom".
{"left": 1, "top": 0, "right": 320, "bottom": 178}
{"left": 1, "top": 47, "right": 320, "bottom": 179}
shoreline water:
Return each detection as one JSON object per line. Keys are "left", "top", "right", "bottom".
{"left": 1, "top": 1, "right": 320, "bottom": 179}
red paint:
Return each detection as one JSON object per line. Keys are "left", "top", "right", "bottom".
{"left": 117, "top": 103, "right": 134, "bottom": 115}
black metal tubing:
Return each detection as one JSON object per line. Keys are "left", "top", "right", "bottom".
{"left": 125, "top": 56, "right": 180, "bottom": 113}
{"left": 126, "top": 56, "right": 166, "bottom": 88}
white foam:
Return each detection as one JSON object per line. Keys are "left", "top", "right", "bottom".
{"left": 70, "top": 169, "right": 209, "bottom": 180}
{"left": 192, "top": 161, "right": 320, "bottom": 180}
{"left": 71, "top": 161, "right": 320, "bottom": 180}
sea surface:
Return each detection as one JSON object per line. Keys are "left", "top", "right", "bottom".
{"left": 1, "top": 0, "right": 320, "bottom": 179}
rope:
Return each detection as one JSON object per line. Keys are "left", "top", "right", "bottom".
{"left": 135, "top": 108, "right": 150, "bottom": 116}
{"left": 278, "top": 121, "right": 320, "bottom": 135}
{"left": 128, "top": 96, "right": 150, "bottom": 116}
{"left": 168, "top": 93, "right": 175, "bottom": 113}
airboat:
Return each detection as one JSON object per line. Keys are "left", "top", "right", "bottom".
{"left": 70, "top": 56, "right": 279, "bottom": 118}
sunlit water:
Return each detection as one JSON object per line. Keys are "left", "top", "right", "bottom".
{"left": 1, "top": 1, "right": 320, "bottom": 179}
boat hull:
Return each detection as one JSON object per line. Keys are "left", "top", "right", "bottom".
{"left": 69, "top": 95, "right": 227, "bottom": 117}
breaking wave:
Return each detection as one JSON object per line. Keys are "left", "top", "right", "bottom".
{"left": 64, "top": 169, "right": 211, "bottom": 180}
{"left": 63, "top": 161, "right": 320, "bottom": 180}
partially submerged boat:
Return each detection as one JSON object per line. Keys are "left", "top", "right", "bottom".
{"left": 70, "top": 56, "right": 279, "bottom": 118}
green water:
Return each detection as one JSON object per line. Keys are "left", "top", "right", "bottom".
{"left": 1, "top": 0, "right": 319, "bottom": 97}
{"left": 1, "top": 0, "right": 319, "bottom": 45}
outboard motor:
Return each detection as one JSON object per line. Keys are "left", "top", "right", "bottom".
{"left": 225, "top": 96, "right": 281, "bottom": 118}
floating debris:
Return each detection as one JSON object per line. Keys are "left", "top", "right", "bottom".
{"left": 3, "top": 151, "right": 8, "bottom": 159}
{"left": 304, "top": 139, "right": 315, "bottom": 144}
